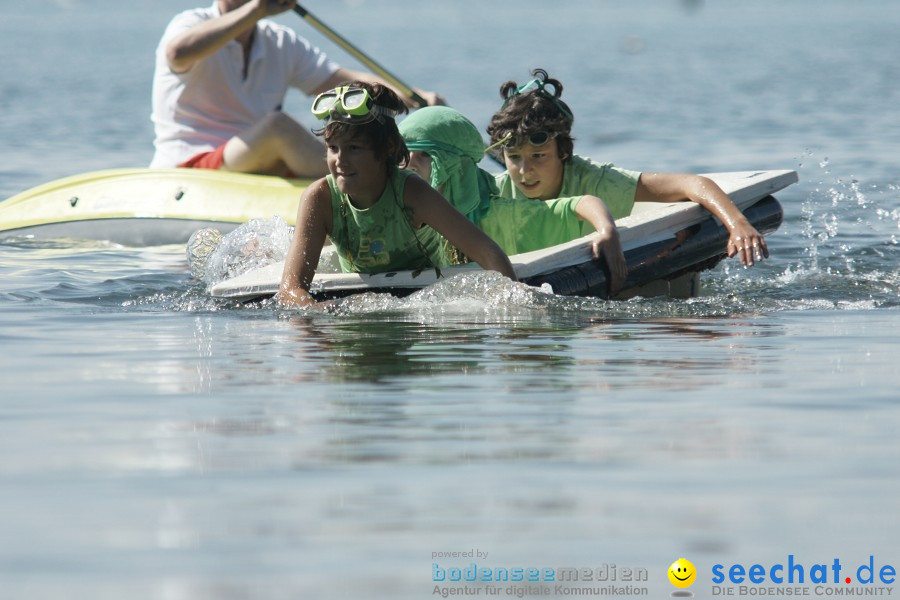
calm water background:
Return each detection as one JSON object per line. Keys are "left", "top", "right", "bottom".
{"left": 1, "top": 1, "right": 899, "bottom": 598}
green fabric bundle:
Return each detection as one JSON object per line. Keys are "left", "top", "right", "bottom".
{"left": 399, "top": 106, "right": 493, "bottom": 224}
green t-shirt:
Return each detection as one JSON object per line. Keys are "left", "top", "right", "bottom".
{"left": 494, "top": 154, "right": 641, "bottom": 220}
{"left": 327, "top": 169, "right": 449, "bottom": 273}
{"left": 478, "top": 195, "right": 585, "bottom": 256}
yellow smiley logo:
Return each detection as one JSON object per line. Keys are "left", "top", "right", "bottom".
{"left": 668, "top": 558, "right": 697, "bottom": 588}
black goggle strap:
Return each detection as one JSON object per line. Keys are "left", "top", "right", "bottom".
{"left": 321, "top": 105, "right": 399, "bottom": 125}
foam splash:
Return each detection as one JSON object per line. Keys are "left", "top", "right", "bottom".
{"left": 749, "top": 150, "right": 900, "bottom": 308}
{"left": 188, "top": 216, "right": 293, "bottom": 286}
{"left": 304, "top": 271, "right": 560, "bottom": 317}
{"left": 794, "top": 150, "right": 898, "bottom": 267}
{"left": 187, "top": 217, "right": 345, "bottom": 289}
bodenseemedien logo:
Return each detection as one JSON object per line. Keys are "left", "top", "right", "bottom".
{"left": 668, "top": 558, "right": 697, "bottom": 597}
{"left": 431, "top": 561, "right": 651, "bottom": 597}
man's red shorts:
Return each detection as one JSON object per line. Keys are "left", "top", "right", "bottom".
{"left": 177, "top": 144, "right": 299, "bottom": 178}
{"left": 177, "top": 144, "right": 227, "bottom": 170}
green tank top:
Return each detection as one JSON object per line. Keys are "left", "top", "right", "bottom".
{"left": 327, "top": 169, "right": 449, "bottom": 273}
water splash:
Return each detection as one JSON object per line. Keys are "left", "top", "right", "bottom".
{"left": 186, "top": 216, "right": 345, "bottom": 290}
{"left": 791, "top": 151, "right": 897, "bottom": 265}
{"left": 284, "top": 271, "right": 561, "bottom": 319}
{"left": 694, "top": 150, "right": 900, "bottom": 310}
{"left": 189, "top": 216, "right": 293, "bottom": 286}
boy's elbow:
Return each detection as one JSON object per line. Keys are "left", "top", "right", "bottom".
{"left": 692, "top": 175, "right": 721, "bottom": 196}
{"left": 576, "top": 194, "right": 606, "bottom": 213}
{"left": 166, "top": 51, "right": 186, "bottom": 72}
{"left": 165, "top": 42, "right": 194, "bottom": 72}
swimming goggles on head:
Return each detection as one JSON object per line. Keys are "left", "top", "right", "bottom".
{"left": 502, "top": 77, "right": 575, "bottom": 122}
{"left": 311, "top": 85, "right": 398, "bottom": 124}
{"left": 485, "top": 130, "right": 558, "bottom": 153}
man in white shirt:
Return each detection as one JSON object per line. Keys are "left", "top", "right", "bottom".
{"left": 151, "top": 0, "right": 442, "bottom": 177}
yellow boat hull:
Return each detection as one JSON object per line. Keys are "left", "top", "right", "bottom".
{"left": 0, "top": 168, "right": 312, "bottom": 246}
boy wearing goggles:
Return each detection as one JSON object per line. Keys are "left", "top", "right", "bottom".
{"left": 487, "top": 68, "right": 768, "bottom": 267}
{"left": 151, "top": 0, "right": 442, "bottom": 177}
{"left": 310, "top": 85, "right": 399, "bottom": 125}
{"left": 277, "top": 83, "right": 515, "bottom": 308}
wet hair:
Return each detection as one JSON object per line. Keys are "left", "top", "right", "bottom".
{"left": 486, "top": 68, "right": 575, "bottom": 161}
{"left": 316, "top": 81, "right": 410, "bottom": 171}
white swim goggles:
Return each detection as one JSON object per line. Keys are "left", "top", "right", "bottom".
{"left": 311, "top": 85, "right": 398, "bottom": 124}
{"left": 505, "top": 77, "right": 575, "bottom": 121}
{"left": 485, "top": 130, "right": 559, "bottom": 153}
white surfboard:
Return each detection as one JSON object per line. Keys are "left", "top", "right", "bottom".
{"left": 210, "top": 170, "right": 798, "bottom": 301}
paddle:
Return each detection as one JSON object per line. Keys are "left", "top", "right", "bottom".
{"left": 292, "top": 4, "right": 428, "bottom": 108}
{"left": 291, "top": 3, "right": 505, "bottom": 168}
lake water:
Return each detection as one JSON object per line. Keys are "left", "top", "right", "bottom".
{"left": 1, "top": 1, "right": 898, "bottom": 599}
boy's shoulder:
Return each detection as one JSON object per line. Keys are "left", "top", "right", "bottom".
{"left": 566, "top": 155, "right": 641, "bottom": 184}
{"left": 568, "top": 154, "right": 614, "bottom": 172}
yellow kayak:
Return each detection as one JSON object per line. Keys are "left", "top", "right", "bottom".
{"left": 0, "top": 168, "right": 312, "bottom": 246}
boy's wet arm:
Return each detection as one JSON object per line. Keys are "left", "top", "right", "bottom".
{"left": 405, "top": 181, "right": 516, "bottom": 281}
{"left": 277, "top": 182, "right": 331, "bottom": 306}
{"left": 636, "top": 173, "right": 767, "bottom": 266}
